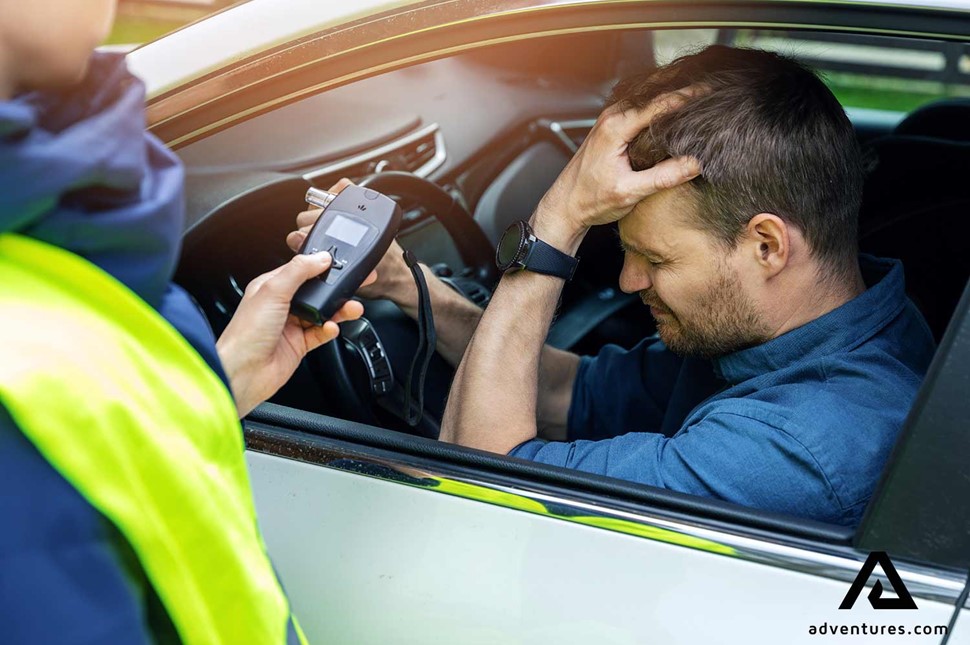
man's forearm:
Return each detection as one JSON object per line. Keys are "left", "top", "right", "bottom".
{"left": 440, "top": 218, "right": 585, "bottom": 453}
{"left": 387, "top": 264, "right": 483, "bottom": 366}
{"left": 434, "top": 95, "right": 702, "bottom": 452}
{"left": 388, "top": 263, "right": 578, "bottom": 436}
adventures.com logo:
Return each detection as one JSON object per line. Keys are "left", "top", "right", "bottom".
{"left": 808, "top": 552, "right": 948, "bottom": 638}
{"left": 840, "top": 551, "right": 918, "bottom": 610}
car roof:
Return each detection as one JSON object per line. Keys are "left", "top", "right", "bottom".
{"left": 128, "top": 0, "right": 970, "bottom": 97}
{"left": 129, "top": 0, "right": 426, "bottom": 96}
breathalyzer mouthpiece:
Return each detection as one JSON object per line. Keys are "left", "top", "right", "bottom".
{"left": 305, "top": 187, "right": 338, "bottom": 210}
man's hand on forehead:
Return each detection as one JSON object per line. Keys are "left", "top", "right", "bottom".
{"left": 534, "top": 86, "right": 702, "bottom": 240}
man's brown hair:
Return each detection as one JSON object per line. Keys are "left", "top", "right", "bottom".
{"left": 611, "top": 45, "right": 864, "bottom": 283}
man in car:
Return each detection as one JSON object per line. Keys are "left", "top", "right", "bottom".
{"left": 289, "top": 46, "right": 935, "bottom": 527}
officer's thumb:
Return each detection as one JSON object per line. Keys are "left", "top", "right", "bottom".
{"left": 260, "top": 252, "right": 332, "bottom": 303}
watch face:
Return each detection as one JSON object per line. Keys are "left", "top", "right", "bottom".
{"left": 496, "top": 221, "right": 526, "bottom": 270}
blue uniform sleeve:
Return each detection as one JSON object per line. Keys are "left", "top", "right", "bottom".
{"left": 567, "top": 337, "right": 686, "bottom": 441}
{"left": 512, "top": 407, "right": 847, "bottom": 524}
{"left": 159, "top": 283, "right": 231, "bottom": 390}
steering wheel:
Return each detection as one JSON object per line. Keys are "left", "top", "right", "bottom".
{"left": 306, "top": 171, "right": 497, "bottom": 437}
{"left": 361, "top": 171, "right": 499, "bottom": 284}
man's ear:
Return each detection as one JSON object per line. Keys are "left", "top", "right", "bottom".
{"left": 745, "top": 213, "right": 789, "bottom": 278}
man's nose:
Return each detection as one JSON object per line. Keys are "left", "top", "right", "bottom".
{"left": 618, "top": 258, "right": 652, "bottom": 294}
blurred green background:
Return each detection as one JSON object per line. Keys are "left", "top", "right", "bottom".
{"left": 825, "top": 72, "right": 970, "bottom": 113}
{"left": 106, "top": 16, "right": 185, "bottom": 45}
{"left": 106, "top": 0, "right": 233, "bottom": 46}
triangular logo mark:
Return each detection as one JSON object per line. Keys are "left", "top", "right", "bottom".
{"left": 839, "top": 551, "right": 918, "bottom": 610}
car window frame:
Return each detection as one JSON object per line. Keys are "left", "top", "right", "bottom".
{"left": 136, "top": 0, "right": 970, "bottom": 148}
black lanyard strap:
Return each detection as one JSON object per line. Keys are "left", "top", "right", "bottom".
{"left": 402, "top": 250, "right": 437, "bottom": 426}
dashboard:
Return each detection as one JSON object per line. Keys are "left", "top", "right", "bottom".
{"left": 174, "top": 31, "right": 655, "bottom": 319}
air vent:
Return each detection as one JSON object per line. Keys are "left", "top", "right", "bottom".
{"left": 464, "top": 282, "right": 491, "bottom": 308}
{"left": 304, "top": 124, "right": 446, "bottom": 183}
{"left": 399, "top": 129, "right": 438, "bottom": 172}
{"left": 444, "top": 277, "right": 491, "bottom": 308}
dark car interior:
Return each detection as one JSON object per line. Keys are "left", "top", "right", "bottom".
{"left": 172, "top": 26, "right": 970, "bottom": 536}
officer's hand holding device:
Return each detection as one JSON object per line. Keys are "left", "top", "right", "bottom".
{"left": 288, "top": 183, "right": 434, "bottom": 428}
{"left": 291, "top": 185, "right": 402, "bottom": 325}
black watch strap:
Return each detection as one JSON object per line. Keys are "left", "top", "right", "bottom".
{"left": 524, "top": 236, "right": 578, "bottom": 280}
{"left": 496, "top": 220, "right": 579, "bottom": 280}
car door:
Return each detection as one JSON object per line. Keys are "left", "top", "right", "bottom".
{"left": 245, "top": 283, "right": 970, "bottom": 642}
{"left": 244, "top": 276, "right": 969, "bottom": 643}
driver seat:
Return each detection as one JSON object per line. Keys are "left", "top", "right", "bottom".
{"left": 858, "top": 101, "right": 970, "bottom": 341}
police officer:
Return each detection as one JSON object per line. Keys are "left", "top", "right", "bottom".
{"left": 0, "top": 2, "right": 368, "bottom": 642}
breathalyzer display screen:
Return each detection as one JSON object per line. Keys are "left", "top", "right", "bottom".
{"left": 325, "top": 215, "right": 369, "bottom": 247}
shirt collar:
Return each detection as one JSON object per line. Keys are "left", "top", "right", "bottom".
{"left": 712, "top": 255, "right": 907, "bottom": 384}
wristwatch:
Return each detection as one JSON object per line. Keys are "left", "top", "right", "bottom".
{"left": 495, "top": 220, "right": 578, "bottom": 280}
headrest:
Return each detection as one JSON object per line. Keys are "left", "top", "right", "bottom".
{"left": 860, "top": 135, "right": 970, "bottom": 232}
{"left": 894, "top": 98, "right": 970, "bottom": 141}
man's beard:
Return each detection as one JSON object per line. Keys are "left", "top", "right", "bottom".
{"left": 641, "top": 268, "right": 772, "bottom": 360}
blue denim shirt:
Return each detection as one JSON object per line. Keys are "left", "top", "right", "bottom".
{"left": 510, "top": 256, "right": 935, "bottom": 526}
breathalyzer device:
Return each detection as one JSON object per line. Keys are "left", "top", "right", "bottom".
{"left": 291, "top": 185, "right": 402, "bottom": 325}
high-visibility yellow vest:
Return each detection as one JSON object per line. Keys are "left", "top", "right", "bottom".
{"left": 0, "top": 233, "right": 306, "bottom": 645}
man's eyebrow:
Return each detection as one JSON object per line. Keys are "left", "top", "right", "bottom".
{"left": 616, "top": 231, "right": 664, "bottom": 258}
